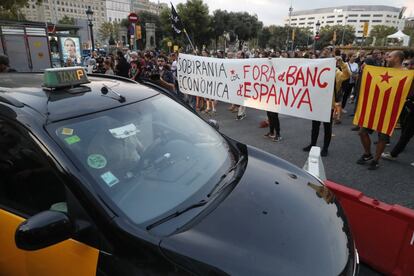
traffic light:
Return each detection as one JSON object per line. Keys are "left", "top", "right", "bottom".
{"left": 363, "top": 22, "right": 369, "bottom": 37}
{"left": 135, "top": 25, "right": 142, "bottom": 40}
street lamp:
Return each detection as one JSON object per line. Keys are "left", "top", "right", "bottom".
{"left": 86, "top": 6, "right": 95, "bottom": 52}
{"left": 341, "top": 16, "right": 348, "bottom": 46}
{"left": 313, "top": 20, "right": 321, "bottom": 52}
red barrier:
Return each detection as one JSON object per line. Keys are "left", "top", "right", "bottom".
{"left": 325, "top": 180, "right": 414, "bottom": 276}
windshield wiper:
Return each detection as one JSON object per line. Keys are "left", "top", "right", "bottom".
{"left": 207, "top": 154, "right": 245, "bottom": 198}
{"left": 146, "top": 199, "right": 208, "bottom": 231}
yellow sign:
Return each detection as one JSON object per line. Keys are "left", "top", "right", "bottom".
{"left": 135, "top": 25, "right": 142, "bottom": 40}
{"left": 167, "top": 41, "right": 172, "bottom": 47}
{"left": 362, "top": 22, "right": 369, "bottom": 37}
{"left": 332, "top": 30, "right": 337, "bottom": 42}
{"left": 173, "top": 45, "right": 179, "bottom": 52}
{"left": 354, "top": 65, "right": 414, "bottom": 135}
{"left": 291, "top": 29, "right": 295, "bottom": 42}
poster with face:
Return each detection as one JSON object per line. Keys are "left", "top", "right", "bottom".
{"left": 60, "top": 37, "right": 81, "bottom": 66}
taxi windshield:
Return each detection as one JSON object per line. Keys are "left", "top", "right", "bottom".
{"left": 49, "top": 95, "right": 234, "bottom": 225}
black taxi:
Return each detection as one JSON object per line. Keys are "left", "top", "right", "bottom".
{"left": 0, "top": 67, "right": 358, "bottom": 275}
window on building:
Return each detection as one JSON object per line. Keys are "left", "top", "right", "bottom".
{"left": 360, "top": 19, "right": 369, "bottom": 22}
{"left": 308, "top": 22, "right": 314, "bottom": 24}
{"left": 327, "top": 15, "right": 334, "bottom": 18}
{"left": 326, "top": 20, "right": 334, "bottom": 23}
{"left": 393, "top": 15, "right": 397, "bottom": 18}
{"left": 348, "top": 19, "right": 357, "bottom": 22}
{"left": 299, "top": 17, "right": 305, "bottom": 20}
{"left": 338, "top": 15, "right": 343, "bottom": 17}
{"left": 386, "top": 15, "right": 392, "bottom": 17}
{"left": 308, "top": 17, "right": 315, "bottom": 19}
{"left": 361, "top": 14, "right": 370, "bottom": 17}
{"left": 357, "top": 30, "right": 363, "bottom": 33}
{"left": 372, "top": 20, "right": 382, "bottom": 23}
{"left": 348, "top": 14, "right": 358, "bottom": 17}
{"left": 373, "top": 14, "right": 383, "bottom": 17}
{"left": 299, "top": 22, "right": 305, "bottom": 25}
{"left": 291, "top": 18, "right": 297, "bottom": 21}
{"left": 337, "top": 20, "right": 342, "bottom": 23}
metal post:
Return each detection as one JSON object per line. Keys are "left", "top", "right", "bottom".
{"left": 89, "top": 22, "right": 95, "bottom": 51}
{"left": 341, "top": 16, "right": 347, "bottom": 46}
{"left": 287, "top": 5, "right": 293, "bottom": 51}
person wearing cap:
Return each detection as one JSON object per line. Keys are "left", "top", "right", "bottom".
{"left": 0, "top": 55, "right": 16, "bottom": 73}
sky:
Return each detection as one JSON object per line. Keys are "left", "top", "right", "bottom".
{"left": 164, "top": 0, "right": 414, "bottom": 26}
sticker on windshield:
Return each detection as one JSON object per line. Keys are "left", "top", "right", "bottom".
{"left": 101, "top": 171, "right": 119, "bottom": 187}
{"left": 109, "top": 123, "right": 139, "bottom": 139}
{"left": 65, "top": 135, "right": 80, "bottom": 145}
{"left": 61, "top": 128, "right": 74, "bottom": 136}
{"left": 87, "top": 154, "right": 107, "bottom": 169}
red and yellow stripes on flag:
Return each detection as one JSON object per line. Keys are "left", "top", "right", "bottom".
{"left": 354, "top": 65, "right": 414, "bottom": 136}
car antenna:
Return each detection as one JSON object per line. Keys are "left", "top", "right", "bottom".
{"left": 101, "top": 83, "right": 126, "bottom": 103}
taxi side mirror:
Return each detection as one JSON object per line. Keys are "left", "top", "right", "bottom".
{"left": 15, "top": 210, "right": 74, "bottom": 251}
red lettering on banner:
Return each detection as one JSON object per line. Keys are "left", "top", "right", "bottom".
{"left": 266, "top": 85, "right": 277, "bottom": 105}
{"left": 253, "top": 66, "right": 260, "bottom": 81}
{"left": 237, "top": 84, "right": 243, "bottom": 96}
{"left": 243, "top": 82, "right": 252, "bottom": 98}
{"left": 243, "top": 65, "right": 250, "bottom": 78}
{"left": 283, "top": 66, "right": 330, "bottom": 88}
{"left": 290, "top": 88, "right": 302, "bottom": 107}
{"left": 297, "top": 88, "right": 312, "bottom": 111}
{"left": 286, "top": 66, "right": 298, "bottom": 85}
{"left": 317, "top": 67, "right": 330, "bottom": 88}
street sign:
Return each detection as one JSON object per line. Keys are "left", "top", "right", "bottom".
{"left": 363, "top": 22, "right": 369, "bottom": 37}
{"left": 315, "top": 34, "right": 320, "bottom": 41}
{"left": 128, "top": 13, "right": 139, "bottom": 23}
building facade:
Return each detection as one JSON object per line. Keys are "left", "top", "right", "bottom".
{"left": 106, "top": 0, "right": 131, "bottom": 23}
{"left": 21, "top": 0, "right": 106, "bottom": 37}
{"left": 285, "top": 5, "right": 405, "bottom": 39}
{"left": 132, "top": 0, "right": 168, "bottom": 15}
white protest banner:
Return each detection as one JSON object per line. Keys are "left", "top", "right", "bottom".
{"left": 177, "top": 54, "right": 336, "bottom": 122}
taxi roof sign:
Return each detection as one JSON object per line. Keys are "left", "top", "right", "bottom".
{"left": 43, "top": 67, "right": 90, "bottom": 89}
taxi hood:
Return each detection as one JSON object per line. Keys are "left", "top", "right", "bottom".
{"left": 159, "top": 145, "right": 355, "bottom": 275}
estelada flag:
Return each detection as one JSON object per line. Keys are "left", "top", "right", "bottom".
{"left": 353, "top": 65, "right": 414, "bottom": 136}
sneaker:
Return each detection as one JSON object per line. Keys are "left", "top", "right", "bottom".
{"left": 272, "top": 136, "right": 282, "bottom": 142}
{"left": 321, "top": 148, "right": 328, "bottom": 157}
{"left": 302, "top": 145, "right": 314, "bottom": 152}
{"left": 236, "top": 114, "right": 246, "bottom": 120}
{"left": 357, "top": 154, "right": 373, "bottom": 164}
{"left": 263, "top": 132, "right": 274, "bottom": 138}
{"left": 368, "top": 160, "right": 379, "bottom": 170}
{"left": 381, "top": 152, "right": 396, "bottom": 161}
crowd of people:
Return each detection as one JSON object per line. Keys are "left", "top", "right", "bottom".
{"left": 2, "top": 44, "right": 413, "bottom": 170}
{"left": 80, "top": 46, "right": 413, "bottom": 170}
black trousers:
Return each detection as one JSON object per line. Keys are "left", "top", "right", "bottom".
{"left": 391, "top": 108, "right": 414, "bottom": 157}
{"left": 267, "top": 112, "right": 280, "bottom": 136}
{"left": 310, "top": 110, "right": 333, "bottom": 150}
{"left": 342, "top": 80, "right": 355, "bottom": 109}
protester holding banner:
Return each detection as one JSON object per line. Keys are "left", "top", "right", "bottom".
{"left": 303, "top": 55, "right": 350, "bottom": 157}
{"left": 236, "top": 50, "right": 247, "bottom": 120}
{"left": 381, "top": 55, "right": 414, "bottom": 165}
{"left": 356, "top": 50, "right": 412, "bottom": 170}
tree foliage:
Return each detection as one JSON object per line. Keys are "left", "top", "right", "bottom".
{"left": 176, "top": 0, "right": 212, "bottom": 50}
{"left": 0, "top": 0, "right": 38, "bottom": 20}
{"left": 98, "top": 22, "right": 121, "bottom": 43}
{"left": 370, "top": 25, "right": 398, "bottom": 46}
{"left": 318, "top": 25, "right": 355, "bottom": 48}
{"left": 58, "top": 15, "right": 75, "bottom": 25}
{"left": 136, "top": 10, "right": 164, "bottom": 48}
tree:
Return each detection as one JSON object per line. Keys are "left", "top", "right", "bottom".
{"left": 267, "top": 25, "right": 288, "bottom": 50}
{"left": 370, "top": 25, "right": 398, "bottom": 46}
{"left": 403, "top": 27, "right": 414, "bottom": 47}
{"left": 0, "top": 0, "right": 37, "bottom": 20}
{"left": 226, "top": 12, "right": 263, "bottom": 49}
{"left": 176, "top": 0, "right": 213, "bottom": 50}
{"left": 258, "top": 27, "right": 271, "bottom": 48}
{"left": 211, "top": 10, "right": 229, "bottom": 49}
{"left": 98, "top": 22, "right": 121, "bottom": 43}
{"left": 318, "top": 25, "right": 355, "bottom": 48}
{"left": 58, "top": 15, "right": 75, "bottom": 25}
